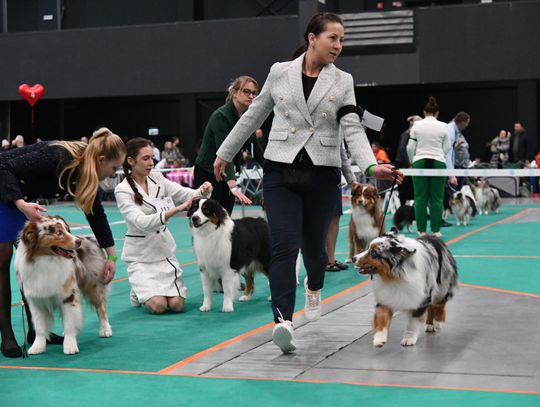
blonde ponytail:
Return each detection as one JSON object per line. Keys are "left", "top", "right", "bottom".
{"left": 55, "top": 127, "right": 126, "bottom": 214}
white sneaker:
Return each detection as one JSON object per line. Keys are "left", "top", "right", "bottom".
{"left": 304, "top": 277, "right": 321, "bottom": 321}
{"left": 130, "top": 289, "right": 141, "bottom": 307}
{"left": 272, "top": 320, "right": 296, "bottom": 354}
{"left": 432, "top": 231, "right": 442, "bottom": 238}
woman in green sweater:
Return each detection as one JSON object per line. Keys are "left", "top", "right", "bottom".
{"left": 194, "top": 76, "right": 260, "bottom": 214}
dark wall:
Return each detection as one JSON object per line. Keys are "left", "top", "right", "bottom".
{"left": 0, "top": 15, "right": 297, "bottom": 100}
{"left": 62, "top": 0, "right": 195, "bottom": 29}
{"left": 418, "top": 2, "right": 540, "bottom": 83}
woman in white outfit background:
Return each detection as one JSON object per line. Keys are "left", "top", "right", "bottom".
{"left": 115, "top": 138, "right": 212, "bottom": 314}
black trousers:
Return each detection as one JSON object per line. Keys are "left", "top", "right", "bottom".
{"left": 263, "top": 161, "right": 340, "bottom": 323}
{"left": 193, "top": 165, "right": 235, "bottom": 215}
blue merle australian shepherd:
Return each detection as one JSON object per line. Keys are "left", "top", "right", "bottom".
{"left": 187, "top": 198, "right": 270, "bottom": 313}
{"left": 353, "top": 230, "right": 457, "bottom": 347}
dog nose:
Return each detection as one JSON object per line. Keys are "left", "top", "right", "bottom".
{"left": 75, "top": 239, "right": 82, "bottom": 247}
{"left": 352, "top": 254, "right": 358, "bottom": 263}
{"left": 191, "top": 215, "right": 200, "bottom": 224}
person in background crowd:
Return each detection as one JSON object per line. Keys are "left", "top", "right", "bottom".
{"left": 161, "top": 141, "right": 180, "bottom": 168}
{"left": 407, "top": 96, "right": 451, "bottom": 238}
{"left": 510, "top": 121, "right": 528, "bottom": 164}
{"left": 394, "top": 115, "right": 421, "bottom": 206}
{"left": 149, "top": 141, "right": 161, "bottom": 164}
{"left": 372, "top": 141, "right": 390, "bottom": 164}
{"left": 490, "top": 129, "right": 510, "bottom": 169}
{"left": 12, "top": 135, "right": 24, "bottom": 148}
{"left": 446, "top": 112, "right": 470, "bottom": 188}
{"left": 1, "top": 139, "right": 9, "bottom": 151}
{"left": 453, "top": 124, "right": 471, "bottom": 189}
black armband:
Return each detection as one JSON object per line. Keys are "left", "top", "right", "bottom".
{"left": 337, "top": 105, "right": 364, "bottom": 123}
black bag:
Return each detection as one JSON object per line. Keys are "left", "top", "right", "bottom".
{"left": 281, "top": 148, "right": 317, "bottom": 191}
{"left": 282, "top": 166, "right": 317, "bottom": 192}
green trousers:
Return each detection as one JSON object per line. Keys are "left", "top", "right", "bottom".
{"left": 411, "top": 159, "right": 447, "bottom": 233}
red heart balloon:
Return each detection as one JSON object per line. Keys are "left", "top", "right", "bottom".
{"left": 18, "top": 83, "right": 45, "bottom": 107}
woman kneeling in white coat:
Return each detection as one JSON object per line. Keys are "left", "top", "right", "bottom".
{"left": 115, "top": 138, "right": 212, "bottom": 313}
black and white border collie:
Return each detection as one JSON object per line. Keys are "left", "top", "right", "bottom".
{"left": 14, "top": 216, "right": 112, "bottom": 355}
{"left": 187, "top": 198, "right": 270, "bottom": 312}
{"left": 353, "top": 231, "right": 458, "bottom": 347}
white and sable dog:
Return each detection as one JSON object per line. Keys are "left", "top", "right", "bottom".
{"left": 353, "top": 231, "right": 457, "bottom": 347}
{"left": 449, "top": 191, "right": 477, "bottom": 226}
{"left": 187, "top": 198, "right": 270, "bottom": 312}
{"left": 14, "top": 216, "right": 112, "bottom": 355}
{"left": 474, "top": 179, "right": 501, "bottom": 215}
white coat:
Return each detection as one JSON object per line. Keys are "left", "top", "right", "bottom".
{"left": 114, "top": 171, "right": 201, "bottom": 263}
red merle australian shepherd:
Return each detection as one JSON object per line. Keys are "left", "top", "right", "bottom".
{"left": 14, "top": 216, "right": 112, "bottom": 355}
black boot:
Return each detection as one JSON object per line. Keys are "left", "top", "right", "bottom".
{"left": 0, "top": 244, "right": 23, "bottom": 358}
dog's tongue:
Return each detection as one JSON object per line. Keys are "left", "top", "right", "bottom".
{"left": 53, "top": 247, "right": 75, "bottom": 259}
{"left": 357, "top": 266, "right": 374, "bottom": 275}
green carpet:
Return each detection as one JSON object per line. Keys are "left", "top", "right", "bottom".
{"left": 2, "top": 369, "right": 539, "bottom": 407}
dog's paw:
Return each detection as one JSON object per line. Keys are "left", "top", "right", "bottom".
{"left": 400, "top": 336, "right": 418, "bottom": 346}
{"left": 28, "top": 338, "right": 47, "bottom": 355}
{"left": 99, "top": 322, "right": 113, "bottom": 338}
{"left": 425, "top": 324, "right": 436, "bottom": 333}
{"left": 199, "top": 303, "right": 212, "bottom": 312}
{"left": 239, "top": 294, "right": 251, "bottom": 302}
{"left": 222, "top": 303, "right": 234, "bottom": 313}
{"left": 373, "top": 331, "right": 387, "bottom": 347}
{"left": 434, "top": 320, "right": 444, "bottom": 330}
{"left": 63, "top": 336, "right": 79, "bottom": 355}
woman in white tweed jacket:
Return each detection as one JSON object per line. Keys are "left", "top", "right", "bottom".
{"left": 214, "top": 13, "right": 402, "bottom": 354}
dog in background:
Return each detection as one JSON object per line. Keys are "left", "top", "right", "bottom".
{"left": 474, "top": 179, "right": 501, "bottom": 215}
{"left": 449, "top": 191, "right": 477, "bottom": 226}
{"left": 353, "top": 231, "right": 458, "bottom": 347}
{"left": 393, "top": 205, "right": 415, "bottom": 233}
{"left": 348, "top": 183, "right": 384, "bottom": 261}
{"left": 14, "top": 216, "right": 112, "bottom": 355}
{"left": 188, "top": 198, "right": 270, "bottom": 312}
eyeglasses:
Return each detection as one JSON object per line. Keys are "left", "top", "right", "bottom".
{"left": 241, "top": 88, "right": 258, "bottom": 97}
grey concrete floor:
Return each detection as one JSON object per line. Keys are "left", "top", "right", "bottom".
{"left": 166, "top": 282, "right": 540, "bottom": 393}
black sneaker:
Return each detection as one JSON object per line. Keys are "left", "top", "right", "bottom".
{"left": 441, "top": 220, "right": 452, "bottom": 227}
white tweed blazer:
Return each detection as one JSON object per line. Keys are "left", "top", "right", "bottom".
{"left": 216, "top": 53, "right": 377, "bottom": 172}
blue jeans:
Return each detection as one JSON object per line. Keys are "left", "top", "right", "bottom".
{"left": 263, "top": 161, "right": 340, "bottom": 322}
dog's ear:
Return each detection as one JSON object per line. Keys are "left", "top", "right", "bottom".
{"left": 20, "top": 221, "right": 39, "bottom": 249}
{"left": 388, "top": 237, "right": 416, "bottom": 258}
{"left": 351, "top": 183, "right": 362, "bottom": 195}
{"left": 211, "top": 199, "right": 228, "bottom": 226}
{"left": 187, "top": 197, "right": 201, "bottom": 217}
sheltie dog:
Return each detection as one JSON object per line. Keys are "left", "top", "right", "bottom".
{"left": 392, "top": 204, "right": 415, "bottom": 233}
{"left": 14, "top": 216, "right": 112, "bottom": 355}
{"left": 353, "top": 231, "right": 458, "bottom": 347}
{"left": 348, "top": 183, "right": 384, "bottom": 261}
{"left": 187, "top": 198, "right": 270, "bottom": 312}
{"left": 474, "top": 179, "right": 501, "bottom": 215}
{"left": 450, "top": 190, "right": 477, "bottom": 226}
